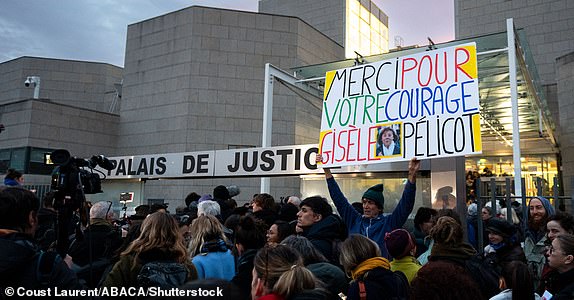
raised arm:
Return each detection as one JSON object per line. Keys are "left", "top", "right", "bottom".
{"left": 316, "top": 154, "right": 361, "bottom": 227}
{"left": 408, "top": 157, "right": 420, "bottom": 184}
{"left": 388, "top": 158, "right": 420, "bottom": 229}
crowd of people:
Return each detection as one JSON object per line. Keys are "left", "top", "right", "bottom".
{"left": 1, "top": 158, "right": 574, "bottom": 300}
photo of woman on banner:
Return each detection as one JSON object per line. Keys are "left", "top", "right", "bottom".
{"left": 376, "top": 124, "right": 401, "bottom": 157}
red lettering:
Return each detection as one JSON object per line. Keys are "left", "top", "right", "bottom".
{"left": 401, "top": 57, "right": 417, "bottom": 89}
{"left": 418, "top": 55, "right": 432, "bottom": 86}
{"left": 455, "top": 48, "right": 472, "bottom": 82}
{"left": 335, "top": 130, "right": 347, "bottom": 162}
{"left": 435, "top": 52, "right": 448, "bottom": 84}
{"left": 367, "top": 126, "right": 380, "bottom": 161}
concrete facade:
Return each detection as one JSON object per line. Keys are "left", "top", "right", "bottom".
{"left": 0, "top": 57, "right": 122, "bottom": 112}
{"left": 259, "top": 0, "right": 346, "bottom": 46}
{"left": 116, "top": 7, "right": 343, "bottom": 203}
{"left": 456, "top": 0, "right": 574, "bottom": 85}
{"left": 557, "top": 52, "right": 574, "bottom": 209}
{"left": 455, "top": 0, "right": 574, "bottom": 206}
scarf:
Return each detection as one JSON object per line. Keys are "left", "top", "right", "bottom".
{"left": 3, "top": 178, "right": 20, "bottom": 186}
{"left": 351, "top": 257, "right": 391, "bottom": 280}
{"left": 200, "top": 239, "right": 228, "bottom": 254}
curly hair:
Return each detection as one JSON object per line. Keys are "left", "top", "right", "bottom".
{"left": 430, "top": 216, "right": 464, "bottom": 246}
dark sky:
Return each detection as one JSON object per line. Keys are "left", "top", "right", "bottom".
{"left": 0, "top": 0, "right": 453, "bottom": 67}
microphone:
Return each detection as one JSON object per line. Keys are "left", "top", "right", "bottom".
{"left": 92, "top": 155, "right": 115, "bottom": 170}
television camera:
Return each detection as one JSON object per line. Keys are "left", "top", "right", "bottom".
{"left": 49, "top": 149, "right": 114, "bottom": 256}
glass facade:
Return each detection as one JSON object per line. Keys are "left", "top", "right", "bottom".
{"left": 0, "top": 147, "right": 55, "bottom": 175}
{"left": 345, "top": 0, "right": 389, "bottom": 59}
{"left": 300, "top": 171, "right": 431, "bottom": 217}
{"left": 465, "top": 154, "right": 559, "bottom": 197}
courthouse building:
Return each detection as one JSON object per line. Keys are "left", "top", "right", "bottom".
{"left": 0, "top": 0, "right": 567, "bottom": 213}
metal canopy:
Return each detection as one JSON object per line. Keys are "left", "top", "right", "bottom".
{"left": 290, "top": 29, "right": 558, "bottom": 157}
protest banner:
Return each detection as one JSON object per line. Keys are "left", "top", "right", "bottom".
{"left": 318, "top": 42, "right": 482, "bottom": 168}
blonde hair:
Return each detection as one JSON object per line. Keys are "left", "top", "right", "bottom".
{"left": 339, "top": 234, "right": 381, "bottom": 276}
{"left": 430, "top": 216, "right": 463, "bottom": 246}
{"left": 253, "top": 245, "right": 315, "bottom": 298}
{"left": 188, "top": 214, "right": 228, "bottom": 257}
{"left": 121, "top": 212, "right": 188, "bottom": 268}
{"left": 500, "top": 207, "right": 520, "bottom": 225}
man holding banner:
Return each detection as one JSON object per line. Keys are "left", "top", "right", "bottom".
{"left": 316, "top": 155, "right": 420, "bottom": 259}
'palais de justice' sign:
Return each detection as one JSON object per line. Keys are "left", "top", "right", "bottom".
{"left": 97, "top": 145, "right": 320, "bottom": 179}
{"left": 318, "top": 42, "right": 482, "bottom": 168}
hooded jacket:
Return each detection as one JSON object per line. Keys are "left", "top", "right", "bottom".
{"left": 301, "top": 214, "right": 347, "bottom": 264}
{"left": 326, "top": 177, "right": 416, "bottom": 258}
{"left": 0, "top": 231, "right": 81, "bottom": 291}
{"left": 524, "top": 196, "right": 555, "bottom": 290}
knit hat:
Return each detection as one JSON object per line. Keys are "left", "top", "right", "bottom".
{"left": 362, "top": 184, "right": 385, "bottom": 209}
{"left": 530, "top": 196, "right": 555, "bottom": 217}
{"left": 227, "top": 185, "right": 240, "bottom": 198}
{"left": 384, "top": 229, "right": 415, "bottom": 259}
{"left": 213, "top": 185, "right": 230, "bottom": 200}
{"left": 486, "top": 218, "right": 515, "bottom": 238}
{"left": 198, "top": 194, "right": 213, "bottom": 203}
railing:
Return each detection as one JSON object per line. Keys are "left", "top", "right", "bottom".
{"left": 473, "top": 176, "right": 573, "bottom": 253}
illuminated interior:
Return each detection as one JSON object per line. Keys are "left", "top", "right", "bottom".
{"left": 345, "top": 0, "right": 389, "bottom": 59}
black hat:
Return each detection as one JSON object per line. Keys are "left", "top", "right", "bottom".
{"left": 213, "top": 185, "right": 230, "bottom": 200}
{"left": 486, "top": 218, "right": 515, "bottom": 237}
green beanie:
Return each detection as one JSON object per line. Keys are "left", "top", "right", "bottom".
{"left": 362, "top": 184, "right": 385, "bottom": 209}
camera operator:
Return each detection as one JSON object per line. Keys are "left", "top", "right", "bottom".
{"left": 0, "top": 187, "right": 82, "bottom": 293}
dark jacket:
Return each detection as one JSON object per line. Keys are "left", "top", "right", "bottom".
{"left": 35, "top": 207, "right": 57, "bottom": 251}
{"left": 347, "top": 267, "right": 409, "bottom": 300}
{"left": 231, "top": 249, "right": 258, "bottom": 300}
{"left": 546, "top": 268, "right": 574, "bottom": 300}
{"left": 430, "top": 242, "right": 499, "bottom": 299}
{"left": 68, "top": 219, "right": 123, "bottom": 266}
{"left": 327, "top": 177, "right": 416, "bottom": 258}
{"left": 301, "top": 214, "right": 347, "bottom": 264}
{"left": 484, "top": 242, "right": 526, "bottom": 273}
{"left": 307, "top": 262, "right": 349, "bottom": 297}
{"left": 0, "top": 231, "right": 82, "bottom": 291}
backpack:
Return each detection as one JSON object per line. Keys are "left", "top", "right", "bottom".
{"left": 36, "top": 250, "right": 62, "bottom": 285}
{"left": 137, "top": 261, "right": 188, "bottom": 288}
{"left": 462, "top": 255, "right": 500, "bottom": 299}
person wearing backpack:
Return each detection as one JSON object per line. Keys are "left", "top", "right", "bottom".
{"left": 0, "top": 187, "right": 82, "bottom": 294}
{"left": 339, "top": 234, "right": 409, "bottom": 300}
{"left": 101, "top": 212, "right": 197, "bottom": 288}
